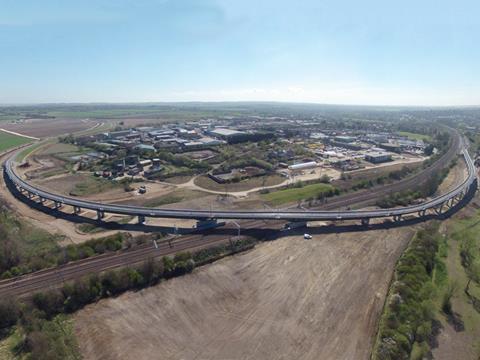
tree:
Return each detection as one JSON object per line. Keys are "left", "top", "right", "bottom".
{"left": 0, "top": 299, "right": 19, "bottom": 329}
{"left": 319, "top": 174, "right": 331, "bottom": 183}
{"left": 25, "top": 331, "right": 50, "bottom": 359}
{"left": 424, "top": 144, "right": 434, "bottom": 156}
{"left": 162, "top": 256, "right": 175, "bottom": 276}
{"left": 32, "top": 290, "right": 64, "bottom": 319}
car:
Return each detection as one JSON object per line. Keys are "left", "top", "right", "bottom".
{"left": 304, "top": 233, "right": 312, "bottom": 240}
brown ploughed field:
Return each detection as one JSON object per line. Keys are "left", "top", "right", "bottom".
{"left": 75, "top": 227, "right": 414, "bottom": 360}
{"left": 2, "top": 118, "right": 97, "bottom": 138}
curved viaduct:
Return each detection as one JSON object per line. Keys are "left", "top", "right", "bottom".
{"left": 3, "top": 137, "right": 478, "bottom": 227}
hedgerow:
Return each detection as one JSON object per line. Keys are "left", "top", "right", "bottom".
{"left": 374, "top": 223, "right": 441, "bottom": 360}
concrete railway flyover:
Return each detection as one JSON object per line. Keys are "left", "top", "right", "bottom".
{"left": 0, "top": 130, "right": 479, "bottom": 298}
{"left": 2, "top": 139, "right": 478, "bottom": 230}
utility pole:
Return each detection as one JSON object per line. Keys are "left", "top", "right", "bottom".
{"left": 231, "top": 220, "right": 241, "bottom": 238}
{"left": 229, "top": 220, "right": 241, "bottom": 249}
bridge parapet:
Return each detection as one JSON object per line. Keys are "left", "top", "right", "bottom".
{"left": 2, "top": 145, "right": 477, "bottom": 224}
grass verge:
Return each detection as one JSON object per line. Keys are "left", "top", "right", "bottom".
{"left": 261, "top": 182, "right": 336, "bottom": 206}
{"left": 0, "top": 131, "right": 33, "bottom": 152}
{"left": 70, "top": 176, "right": 121, "bottom": 196}
{"left": 144, "top": 189, "right": 209, "bottom": 207}
{"left": 398, "top": 131, "right": 432, "bottom": 142}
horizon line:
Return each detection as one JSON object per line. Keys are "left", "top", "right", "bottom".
{"left": 1, "top": 100, "right": 480, "bottom": 109}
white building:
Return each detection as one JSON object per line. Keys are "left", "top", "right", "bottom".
{"left": 288, "top": 161, "right": 318, "bottom": 171}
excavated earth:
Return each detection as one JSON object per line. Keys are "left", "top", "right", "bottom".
{"left": 75, "top": 228, "right": 414, "bottom": 360}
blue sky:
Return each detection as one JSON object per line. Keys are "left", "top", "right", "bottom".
{"left": 1, "top": 0, "right": 479, "bottom": 105}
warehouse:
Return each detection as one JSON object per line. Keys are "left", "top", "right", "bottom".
{"left": 209, "top": 128, "right": 246, "bottom": 140}
{"left": 288, "top": 161, "right": 318, "bottom": 171}
{"left": 364, "top": 152, "right": 392, "bottom": 164}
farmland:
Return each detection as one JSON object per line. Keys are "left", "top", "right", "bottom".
{"left": 398, "top": 131, "right": 432, "bottom": 142}
{"left": 1, "top": 118, "right": 98, "bottom": 138}
{"left": 74, "top": 228, "right": 414, "bottom": 360}
{"left": 0, "top": 130, "right": 32, "bottom": 152}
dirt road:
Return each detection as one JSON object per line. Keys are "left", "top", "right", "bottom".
{"left": 75, "top": 227, "right": 414, "bottom": 360}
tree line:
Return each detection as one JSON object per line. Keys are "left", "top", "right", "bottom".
{"left": 0, "top": 238, "right": 255, "bottom": 359}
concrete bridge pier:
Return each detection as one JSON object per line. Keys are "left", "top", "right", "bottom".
{"left": 361, "top": 218, "right": 370, "bottom": 226}
{"left": 196, "top": 219, "right": 219, "bottom": 230}
{"left": 393, "top": 215, "right": 402, "bottom": 222}
{"left": 96, "top": 210, "right": 105, "bottom": 221}
{"left": 447, "top": 198, "right": 454, "bottom": 208}
{"left": 434, "top": 203, "right": 445, "bottom": 215}
{"left": 285, "top": 221, "right": 307, "bottom": 230}
{"left": 54, "top": 201, "right": 62, "bottom": 209}
{"left": 417, "top": 210, "right": 426, "bottom": 217}
{"left": 27, "top": 191, "right": 33, "bottom": 199}
{"left": 39, "top": 197, "right": 46, "bottom": 204}
{"left": 73, "top": 206, "right": 81, "bottom": 215}
{"left": 138, "top": 215, "right": 146, "bottom": 224}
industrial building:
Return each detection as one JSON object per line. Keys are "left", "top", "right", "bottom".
{"left": 288, "top": 161, "right": 318, "bottom": 171}
{"left": 334, "top": 136, "right": 356, "bottom": 143}
{"left": 364, "top": 152, "right": 392, "bottom": 164}
{"left": 209, "top": 128, "right": 246, "bottom": 140}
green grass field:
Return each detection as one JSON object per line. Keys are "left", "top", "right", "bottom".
{"left": 144, "top": 189, "right": 209, "bottom": 207}
{"left": 15, "top": 141, "right": 46, "bottom": 161}
{"left": 261, "top": 183, "right": 335, "bottom": 206}
{"left": 70, "top": 176, "right": 121, "bottom": 196}
{"left": 0, "top": 131, "right": 33, "bottom": 152}
{"left": 398, "top": 131, "right": 432, "bottom": 142}
{"left": 194, "top": 174, "right": 285, "bottom": 192}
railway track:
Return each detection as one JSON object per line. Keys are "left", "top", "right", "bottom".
{"left": 3, "top": 128, "right": 465, "bottom": 221}
{"left": 0, "top": 127, "right": 473, "bottom": 297}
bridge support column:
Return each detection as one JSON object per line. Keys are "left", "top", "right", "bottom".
{"left": 73, "top": 206, "right": 81, "bottom": 215}
{"left": 39, "top": 197, "right": 46, "bottom": 204}
{"left": 27, "top": 191, "right": 33, "bottom": 199}
{"left": 393, "top": 215, "right": 402, "bottom": 222}
{"left": 138, "top": 215, "right": 145, "bottom": 224}
{"left": 434, "top": 204, "right": 444, "bottom": 215}
{"left": 96, "top": 210, "right": 105, "bottom": 221}
{"left": 196, "top": 219, "right": 219, "bottom": 230}
{"left": 447, "top": 198, "right": 454, "bottom": 208}
{"left": 54, "top": 201, "right": 62, "bottom": 209}
{"left": 417, "top": 210, "right": 426, "bottom": 217}
{"left": 285, "top": 221, "right": 307, "bottom": 230}
{"left": 361, "top": 218, "right": 370, "bottom": 226}
{"left": 456, "top": 192, "right": 464, "bottom": 201}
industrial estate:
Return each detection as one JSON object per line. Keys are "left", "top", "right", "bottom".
{"left": 0, "top": 103, "right": 480, "bottom": 360}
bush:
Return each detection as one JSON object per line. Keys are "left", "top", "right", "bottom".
{"left": 375, "top": 224, "right": 442, "bottom": 359}
{"left": 319, "top": 174, "right": 331, "bottom": 183}
{"left": 174, "top": 251, "right": 192, "bottom": 263}
{"left": 33, "top": 290, "right": 64, "bottom": 319}
{"left": 0, "top": 299, "right": 19, "bottom": 329}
